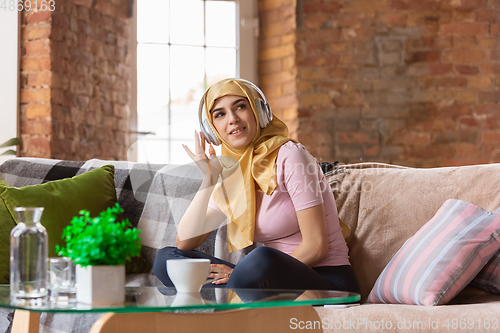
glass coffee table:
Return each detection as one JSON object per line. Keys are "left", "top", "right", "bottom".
{"left": 0, "top": 285, "right": 360, "bottom": 333}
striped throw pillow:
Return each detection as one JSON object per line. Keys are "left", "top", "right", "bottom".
{"left": 471, "top": 250, "right": 500, "bottom": 294}
{"left": 367, "top": 199, "right": 500, "bottom": 306}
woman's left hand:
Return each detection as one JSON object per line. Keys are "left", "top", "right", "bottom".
{"left": 210, "top": 264, "right": 234, "bottom": 285}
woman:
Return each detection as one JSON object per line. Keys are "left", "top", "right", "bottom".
{"left": 153, "top": 78, "right": 358, "bottom": 292}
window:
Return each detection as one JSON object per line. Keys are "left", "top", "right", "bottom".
{"left": 133, "top": 0, "right": 257, "bottom": 165}
{"left": 0, "top": 10, "right": 19, "bottom": 164}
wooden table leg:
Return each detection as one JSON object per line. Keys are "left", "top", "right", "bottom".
{"left": 11, "top": 310, "right": 40, "bottom": 333}
{"left": 90, "top": 306, "right": 322, "bottom": 333}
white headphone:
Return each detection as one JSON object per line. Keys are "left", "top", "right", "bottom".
{"left": 198, "top": 78, "right": 273, "bottom": 146}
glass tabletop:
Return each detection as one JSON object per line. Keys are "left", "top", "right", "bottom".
{"left": 0, "top": 285, "right": 360, "bottom": 313}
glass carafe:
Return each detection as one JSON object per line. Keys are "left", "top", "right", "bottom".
{"left": 10, "top": 207, "right": 48, "bottom": 300}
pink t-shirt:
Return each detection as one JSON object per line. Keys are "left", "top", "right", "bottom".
{"left": 208, "top": 141, "right": 350, "bottom": 267}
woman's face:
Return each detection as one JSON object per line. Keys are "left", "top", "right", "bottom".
{"left": 211, "top": 95, "right": 257, "bottom": 149}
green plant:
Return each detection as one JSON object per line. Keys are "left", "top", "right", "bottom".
{"left": 56, "top": 203, "right": 142, "bottom": 267}
{"left": 0, "top": 138, "right": 20, "bottom": 156}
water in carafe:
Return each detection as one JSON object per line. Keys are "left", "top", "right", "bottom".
{"left": 10, "top": 207, "right": 48, "bottom": 299}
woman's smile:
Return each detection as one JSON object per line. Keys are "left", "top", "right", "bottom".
{"left": 229, "top": 127, "right": 245, "bottom": 136}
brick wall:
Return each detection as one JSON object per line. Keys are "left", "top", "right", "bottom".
{"left": 258, "top": 0, "right": 299, "bottom": 140}
{"left": 259, "top": 0, "right": 500, "bottom": 167}
{"left": 20, "top": 8, "right": 52, "bottom": 158}
{"left": 20, "top": 0, "right": 132, "bottom": 160}
{"left": 19, "top": 0, "right": 499, "bottom": 166}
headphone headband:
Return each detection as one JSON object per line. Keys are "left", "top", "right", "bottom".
{"left": 236, "top": 78, "right": 269, "bottom": 108}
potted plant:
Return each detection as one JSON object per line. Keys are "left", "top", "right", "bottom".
{"left": 56, "top": 203, "right": 142, "bottom": 305}
{"left": 0, "top": 138, "right": 20, "bottom": 156}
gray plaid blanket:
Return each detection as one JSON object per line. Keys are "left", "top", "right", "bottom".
{"left": 0, "top": 157, "right": 228, "bottom": 333}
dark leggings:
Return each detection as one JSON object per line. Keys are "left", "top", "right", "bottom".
{"left": 154, "top": 246, "right": 359, "bottom": 293}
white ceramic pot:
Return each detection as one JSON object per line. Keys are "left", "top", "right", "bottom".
{"left": 76, "top": 265, "right": 125, "bottom": 306}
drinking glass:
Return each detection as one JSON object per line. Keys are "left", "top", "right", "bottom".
{"left": 48, "top": 257, "right": 76, "bottom": 304}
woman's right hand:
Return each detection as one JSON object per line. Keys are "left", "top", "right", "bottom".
{"left": 182, "top": 131, "right": 222, "bottom": 185}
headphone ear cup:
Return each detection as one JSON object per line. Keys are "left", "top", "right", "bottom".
{"left": 202, "top": 119, "right": 221, "bottom": 146}
{"left": 255, "top": 98, "right": 271, "bottom": 128}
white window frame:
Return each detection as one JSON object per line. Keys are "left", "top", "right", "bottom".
{"left": 0, "top": 10, "right": 20, "bottom": 164}
{"left": 129, "top": 0, "right": 258, "bottom": 162}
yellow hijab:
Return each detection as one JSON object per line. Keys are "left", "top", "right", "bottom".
{"left": 203, "top": 79, "right": 296, "bottom": 252}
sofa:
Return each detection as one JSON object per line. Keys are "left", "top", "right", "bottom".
{"left": 0, "top": 157, "right": 499, "bottom": 333}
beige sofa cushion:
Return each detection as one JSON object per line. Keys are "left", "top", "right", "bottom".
{"left": 315, "top": 297, "right": 500, "bottom": 333}
{"left": 328, "top": 162, "right": 500, "bottom": 302}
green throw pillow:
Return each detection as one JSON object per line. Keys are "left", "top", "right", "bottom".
{"left": 0, "top": 180, "right": 17, "bottom": 283}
